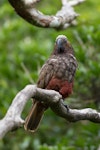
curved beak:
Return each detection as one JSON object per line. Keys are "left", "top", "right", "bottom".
{"left": 56, "top": 38, "right": 65, "bottom": 52}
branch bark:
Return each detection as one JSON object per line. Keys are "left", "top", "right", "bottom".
{"left": 0, "top": 84, "right": 100, "bottom": 139}
{"left": 8, "top": 0, "right": 85, "bottom": 30}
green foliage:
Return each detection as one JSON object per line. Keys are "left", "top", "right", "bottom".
{"left": 0, "top": 0, "right": 100, "bottom": 149}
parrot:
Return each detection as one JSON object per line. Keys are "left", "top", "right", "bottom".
{"left": 24, "top": 35, "right": 77, "bottom": 132}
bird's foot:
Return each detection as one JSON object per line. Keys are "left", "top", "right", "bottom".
{"left": 60, "top": 99, "right": 69, "bottom": 112}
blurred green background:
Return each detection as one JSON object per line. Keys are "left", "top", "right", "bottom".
{"left": 0, "top": 0, "right": 100, "bottom": 149}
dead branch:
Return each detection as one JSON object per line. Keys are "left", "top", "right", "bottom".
{"left": 0, "top": 84, "right": 100, "bottom": 139}
{"left": 8, "top": 0, "right": 85, "bottom": 30}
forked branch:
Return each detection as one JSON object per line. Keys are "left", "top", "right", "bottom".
{"left": 0, "top": 85, "right": 100, "bottom": 139}
{"left": 8, "top": 0, "right": 85, "bottom": 29}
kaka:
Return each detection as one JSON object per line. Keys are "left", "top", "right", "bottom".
{"left": 24, "top": 35, "right": 77, "bottom": 132}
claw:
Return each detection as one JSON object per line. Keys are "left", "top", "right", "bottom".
{"left": 60, "top": 99, "right": 69, "bottom": 112}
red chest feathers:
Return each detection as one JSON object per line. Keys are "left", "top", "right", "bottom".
{"left": 46, "top": 78, "right": 73, "bottom": 99}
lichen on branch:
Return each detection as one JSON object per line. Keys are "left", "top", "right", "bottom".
{"left": 0, "top": 85, "right": 100, "bottom": 139}
{"left": 8, "top": 0, "right": 85, "bottom": 30}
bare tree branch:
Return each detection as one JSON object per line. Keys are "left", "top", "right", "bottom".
{"left": 8, "top": 0, "right": 85, "bottom": 30}
{"left": 0, "top": 84, "right": 100, "bottom": 139}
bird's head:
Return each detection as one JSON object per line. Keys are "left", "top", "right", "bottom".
{"left": 52, "top": 35, "right": 74, "bottom": 55}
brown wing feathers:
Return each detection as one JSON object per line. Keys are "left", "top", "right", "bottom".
{"left": 24, "top": 35, "right": 77, "bottom": 132}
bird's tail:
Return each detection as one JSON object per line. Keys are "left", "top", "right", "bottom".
{"left": 24, "top": 100, "right": 46, "bottom": 132}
